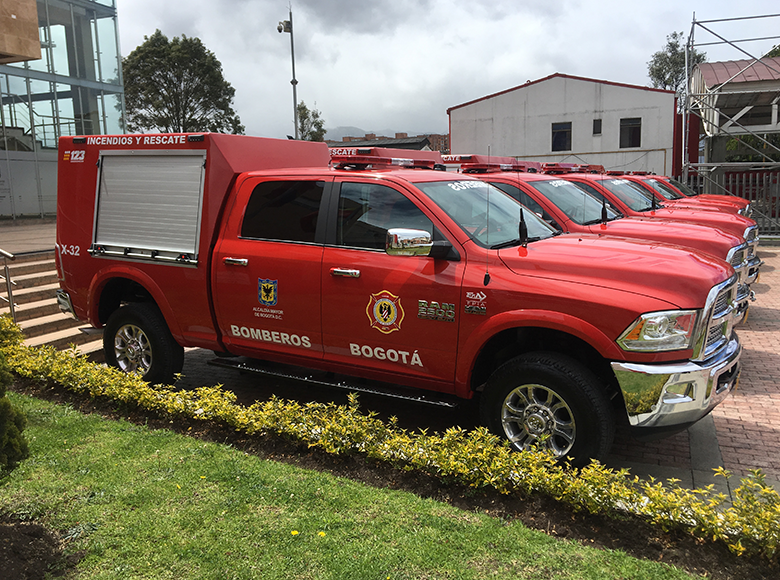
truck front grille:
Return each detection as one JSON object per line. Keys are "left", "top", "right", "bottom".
{"left": 730, "top": 249, "right": 745, "bottom": 268}
{"left": 697, "top": 276, "right": 738, "bottom": 361}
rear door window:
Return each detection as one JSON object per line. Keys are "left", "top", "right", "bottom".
{"left": 241, "top": 180, "right": 326, "bottom": 243}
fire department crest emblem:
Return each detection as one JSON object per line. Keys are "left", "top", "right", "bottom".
{"left": 366, "top": 290, "right": 404, "bottom": 334}
{"left": 258, "top": 279, "right": 278, "bottom": 306}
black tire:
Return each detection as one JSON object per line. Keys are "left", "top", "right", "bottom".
{"left": 480, "top": 352, "right": 614, "bottom": 467}
{"left": 103, "top": 303, "right": 184, "bottom": 385}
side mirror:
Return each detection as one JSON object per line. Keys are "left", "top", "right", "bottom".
{"left": 386, "top": 228, "right": 433, "bottom": 256}
{"left": 386, "top": 228, "right": 454, "bottom": 259}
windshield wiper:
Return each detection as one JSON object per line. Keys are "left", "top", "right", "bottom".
{"left": 491, "top": 237, "right": 542, "bottom": 250}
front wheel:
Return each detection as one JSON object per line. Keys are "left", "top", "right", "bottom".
{"left": 480, "top": 352, "right": 614, "bottom": 467}
{"left": 103, "top": 303, "right": 184, "bottom": 385}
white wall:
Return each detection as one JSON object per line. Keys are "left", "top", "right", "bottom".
{"left": 449, "top": 75, "right": 676, "bottom": 174}
{"left": 0, "top": 150, "right": 57, "bottom": 217}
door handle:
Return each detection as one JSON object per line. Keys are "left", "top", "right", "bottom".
{"left": 330, "top": 267, "right": 361, "bottom": 278}
{"left": 223, "top": 257, "right": 249, "bottom": 266}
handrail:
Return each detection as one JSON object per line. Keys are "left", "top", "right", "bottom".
{"left": 1, "top": 248, "right": 17, "bottom": 323}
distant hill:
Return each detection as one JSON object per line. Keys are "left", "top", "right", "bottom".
{"left": 325, "top": 126, "right": 416, "bottom": 141}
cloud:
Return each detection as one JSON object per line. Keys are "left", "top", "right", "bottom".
{"left": 115, "top": 0, "right": 780, "bottom": 139}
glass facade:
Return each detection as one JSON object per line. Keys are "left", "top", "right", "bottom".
{"left": 0, "top": 0, "right": 124, "bottom": 217}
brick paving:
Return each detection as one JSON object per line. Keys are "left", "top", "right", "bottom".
{"left": 607, "top": 245, "right": 780, "bottom": 479}
{"left": 712, "top": 246, "right": 780, "bottom": 479}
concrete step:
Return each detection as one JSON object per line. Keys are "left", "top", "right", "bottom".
{"left": 0, "top": 251, "right": 105, "bottom": 362}
{"left": 1, "top": 250, "right": 55, "bottom": 265}
{"left": 6, "top": 269, "right": 58, "bottom": 290}
{"left": 24, "top": 324, "right": 103, "bottom": 352}
{"left": 18, "top": 311, "right": 83, "bottom": 338}
{"left": 1, "top": 282, "right": 59, "bottom": 308}
{"left": 3, "top": 252, "right": 104, "bottom": 361}
{"left": 5, "top": 258, "right": 58, "bottom": 277}
{"left": 0, "top": 297, "right": 60, "bottom": 322}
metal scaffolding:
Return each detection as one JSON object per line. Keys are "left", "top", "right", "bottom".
{"left": 683, "top": 13, "right": 780, "bottom": 233}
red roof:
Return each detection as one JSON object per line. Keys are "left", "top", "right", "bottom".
{"left": 696, "top": 57, "right": 780, "bottom": 88}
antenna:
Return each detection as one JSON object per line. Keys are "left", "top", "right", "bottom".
{"left": 484, "top": 146, "right": 491, "bottom": 286}
{"left": 519, "top": 206, "right": 528, "bottom": 248}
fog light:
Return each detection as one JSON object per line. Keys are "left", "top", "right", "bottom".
{"left": 663, "top": 382, "right": 695, "bottom": 404}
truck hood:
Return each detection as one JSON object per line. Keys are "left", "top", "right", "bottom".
{"left": 588, "top": 217, "right": 742, "bottom": 259}
{"left": 662, "top": 199, "right": 734, "bottom": 213}
{"left": 499, "top": 234, "right": 732, "bottom": 310}
{"left": 642, "top": 207, "right": 752, "bottom": 238}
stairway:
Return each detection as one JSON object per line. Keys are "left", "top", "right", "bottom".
{"left": 1, "top": 250, "right": 105, "bottom": 361}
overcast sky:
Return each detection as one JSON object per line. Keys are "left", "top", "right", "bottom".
{"left": 114, "top": 0, "right": 780, "bottom": 140}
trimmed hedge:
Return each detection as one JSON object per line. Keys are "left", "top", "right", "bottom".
{"left": 0, "top": 316, "right": 29, "bottom": 470}
{"left": 1, "top": 314, "right": 778, "bottom": 561}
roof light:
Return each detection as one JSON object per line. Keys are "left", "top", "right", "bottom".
{"left": 542, "top": 163, "right": 605, "bottom": 175}
{"left": 460, "top": 162, "right": 527, "bottom": 173}
{"left": 329, "top": 153, "right": 435, "bottom": 170}
{"left": 443, "top": 154, "right": 542, "bottom": 173}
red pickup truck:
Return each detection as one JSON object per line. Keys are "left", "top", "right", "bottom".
{"left": 442, "top": 158, "right": 755, "bottom": 319}
{"left": 559, "top": 173, "right": 761, "bottom": 284}
{"left": 55, "top": 134, "right": 743, "bottom": 466}
{"left": 619, "top": 174, "right": 752, "bottom": 217}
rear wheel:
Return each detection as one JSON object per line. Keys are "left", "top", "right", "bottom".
{"left": 480, "top": 352, "right": 614, "bottom": 467}
{"left": 103, "top": 303, "right": 184, "bottom": 385}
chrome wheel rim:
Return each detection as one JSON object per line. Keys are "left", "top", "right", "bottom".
{"left": 114, "top": 323, "right": 152, "bottom": 376}
{"left": 501, "top": 383, "right": 575, "bottom": 456}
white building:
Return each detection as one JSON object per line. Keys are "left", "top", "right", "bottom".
{"left": 448, "top": 73, "right": 680, "bottom": 175}
{"left": 1, "top": 0, "right": 125, "bottom": 219}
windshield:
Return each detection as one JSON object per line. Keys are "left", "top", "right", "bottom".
{"left": 599, "top": 178, "right": 658, "bottom": 212}
{"left": 666, "top": 177, "right": 697, "bottom": 196}
{"left": 416, "top": 180, "right": 557, "bottom": 248}
{"left": 525, "top": 179, "right": 620, "bottom": 225}
{"left": 645, "top": 178, "right": 684, "bottom": 200}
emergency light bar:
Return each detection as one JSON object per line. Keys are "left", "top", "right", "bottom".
{"left": 330, "top": 153, "right": 436, "bottom": 170}
{"left": 442, "top": 154, "right": 541, "bottom": 173}
{"left": 460, "top": 162, "right": 525, "bottom": 173}
{"left": 542, "top": 163, "right": 605, "bottom": 175}
{"left": 607, "top": 170, "right": 652, "bottom": 176}
{"left": 330, "top": 147, "right": 442, "bottom": 162}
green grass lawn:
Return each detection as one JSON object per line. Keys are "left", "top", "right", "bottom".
{"left": 0, "top": 392, "right": 698, "bottom": 580}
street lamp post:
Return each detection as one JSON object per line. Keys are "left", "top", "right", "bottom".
{"left": 277, "top": 9, "right": 298, "bottom": 139}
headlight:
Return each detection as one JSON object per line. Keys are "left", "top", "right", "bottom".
{"left": 617, "top": 310, "right": 699, "bottom": 352}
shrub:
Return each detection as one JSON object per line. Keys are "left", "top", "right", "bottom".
{"left": 1, "top": 325, "right": 779, "bottom": 562}
{"left": 0, "top": 345, "right": 29, "bottom": 470}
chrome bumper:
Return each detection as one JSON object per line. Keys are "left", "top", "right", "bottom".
{"left": 744, "top": 255, "right": 763, "bottom": 285}
{"left": 56, "top": 289, "right": 78, "bottom": 320}
{"left": 611, "top": 335, "right": 741, "bottom": 429}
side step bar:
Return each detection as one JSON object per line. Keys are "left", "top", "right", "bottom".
{"left": 207, "top": 357, "right": 459, "bottom": 409}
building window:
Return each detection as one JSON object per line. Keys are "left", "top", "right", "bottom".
{"left": 620, "top": 118, "right": 641, "bottom": 148}
{"left": 551, "top": 122, "right": 571, "bottom": 151}
{"left": 593, "top": 119, "right": 602, "bottom": 135}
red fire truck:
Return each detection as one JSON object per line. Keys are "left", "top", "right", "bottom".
{"left": 619, "top": 174, "right": 752, "bottom": 217}
{"left": 558, "top": 172, "right": 761, "bottom": 280}
{"left": 56, "top": 135, "right": 743, "bottom": 465}
{"left": 441, "top": 156, "right": 757, "bottom": 318}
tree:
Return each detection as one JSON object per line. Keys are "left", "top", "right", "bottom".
{"left": 297, "top": 101, "right": 326, "bottom": 141}
{"left": 0, "top": 350, "right": 28, "bottom": 471}
{"left": 122, "top": 30, "right": 244, "bottom": 134}
{"left": 647, "top": 31, "right": 706, "bottom": 100}
{"left": 766, "top": 45, "right": 780, "bottom": 58}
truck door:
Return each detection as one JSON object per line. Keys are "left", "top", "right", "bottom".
{"left": 213, "top": 177, "right": 329, "bottom": 362}
{"left": 321, "top": 180, "right": 464, "bottom": 391}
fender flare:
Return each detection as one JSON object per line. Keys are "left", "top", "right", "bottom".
{"left": 454, "top": 309, "right": 620, "bottom": 397}
{"left": 86, "top": 265, "right": 184, "bottom": 342}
